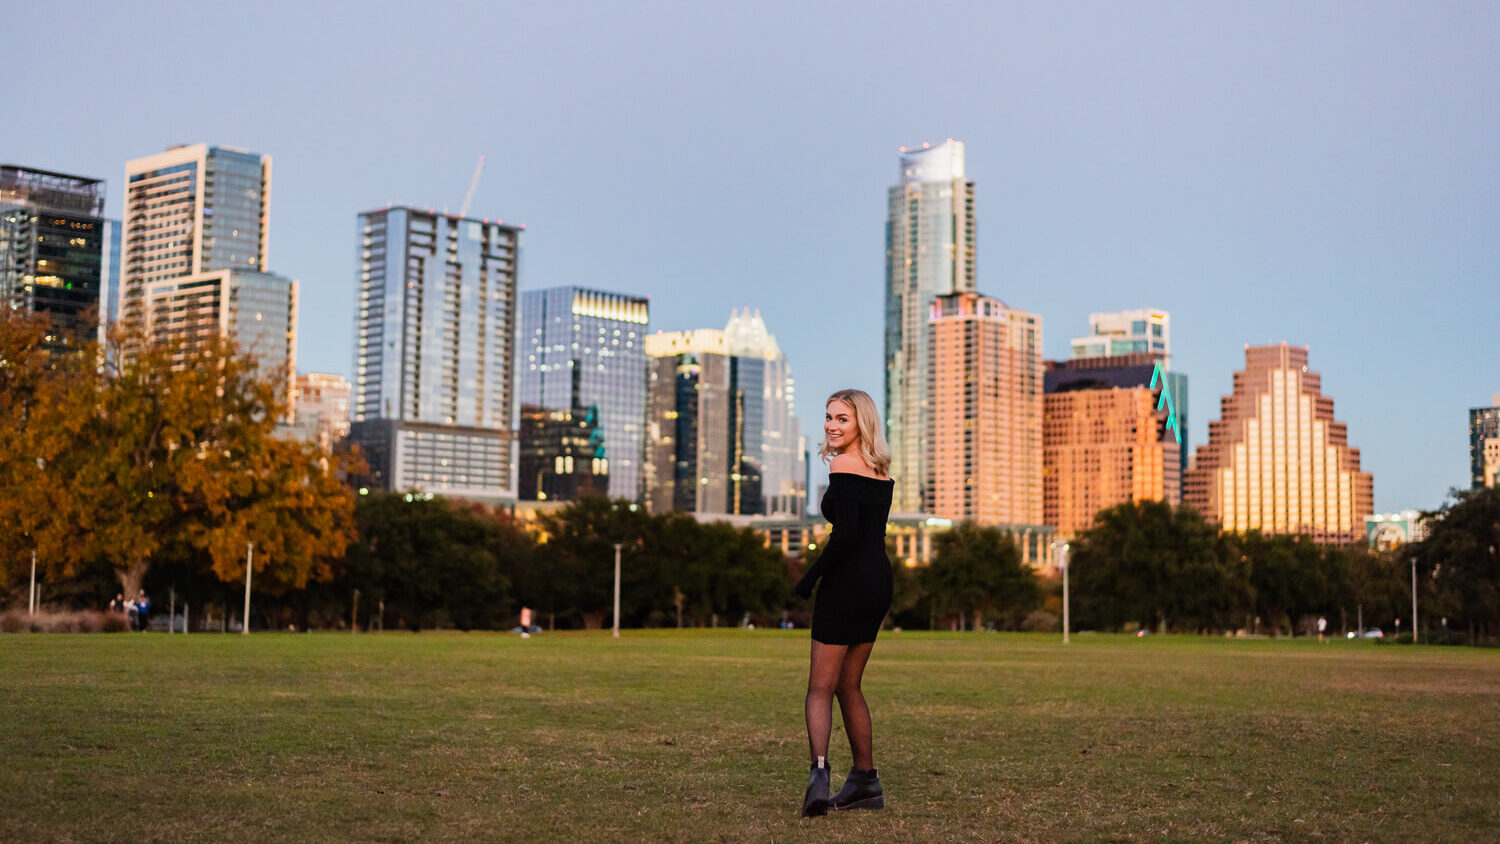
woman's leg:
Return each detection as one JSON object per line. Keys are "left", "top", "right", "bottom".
{"left": 805, "top": 641, "right": 848, "bottom": 763}
{"left": 834, "top": 641, "right": 876, "bottom": 770}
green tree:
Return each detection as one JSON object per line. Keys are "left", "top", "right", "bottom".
{"left": 342, "top": 493, "right": 518, "bottom": 631}
{"left": 1414, "top": 487, "right": 1500, "bottom": 642}
{"left": 923, "top": 522, "right": 1040, "bottom": 630}
{"left": 1071, "top": 501, "right": 1250, "bottom": 633}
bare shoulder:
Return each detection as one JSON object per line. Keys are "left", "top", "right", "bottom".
{"left": 829, "top": 451, "right": 873, "bottom": 476}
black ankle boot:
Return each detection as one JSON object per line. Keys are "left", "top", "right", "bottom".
{"left": 831, "top": 766, "right": 884, "bottom": 810}
{"left": 801, "top": 758, "right": 830, "bottom": 817}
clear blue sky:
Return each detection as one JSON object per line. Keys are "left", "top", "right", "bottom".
{"left": 13, "top": 0, "right": 1497, "bottom": 512}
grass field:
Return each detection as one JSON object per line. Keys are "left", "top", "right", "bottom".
{"left": 1, "top": 631, "right": 1496, "bottom": 843}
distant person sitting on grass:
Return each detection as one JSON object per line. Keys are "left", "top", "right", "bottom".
{"left": 134, "top": 591, "right": 151, "bottom": 631}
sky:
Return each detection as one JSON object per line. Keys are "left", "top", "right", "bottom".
{"left": 11, "top": 0, "right": 1497, "bottom": 512}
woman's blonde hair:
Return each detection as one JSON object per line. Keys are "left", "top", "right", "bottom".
{"left": 818, "top": 389, "right": 892, "bottom": 476}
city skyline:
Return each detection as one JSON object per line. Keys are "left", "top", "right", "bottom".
{"left": 9, "top": 1, "right": 1496, "bottom": 513}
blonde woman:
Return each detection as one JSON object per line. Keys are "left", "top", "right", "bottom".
{"left": 794, "top": 389, "right": 894, "bottom": 816}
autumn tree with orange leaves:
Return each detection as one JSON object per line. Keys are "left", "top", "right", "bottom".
{"left": 0, "top": 311, "right": 358, "bottom": 600}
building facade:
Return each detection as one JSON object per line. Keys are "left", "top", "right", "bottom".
{"left": 121, "top": 145, "right": 271, "bottom": 331}
{"left": 1470, "top": 395, "right": 1500, "bottom": 489}
{"left": 1043, "top": 384, "right": 1182, "bottom": 539}
{"left": 517, "top": 286, "right": 648, "bottom": 501}
{"left": 926, "top": 291, "right": 1043, "bottom": 526}
{"left": 0, "top": 165, "right": 107, "bottom": 351}
{"left": 349, "top": 207, "right": 521, "bottom": 501}
{"left": 1184, "top": 344, "right": 1373, "bottom": 544}
{"left": 1045, "top": 352, "right": 1189, "bottom": 472}
{"left": 644, "top": 312, "right": 806, "bottom": 517}
{"left": 885, "top": 140, "right": 976, "bottom": 513}
{"left": 141, "top": 267, "right": 298, "bottom": 398}
{"left": 1070, "top": 308, "right": 1170, "bottom": 361}
{"left": 289, "top": 372, "right": 352, "bottom": 452}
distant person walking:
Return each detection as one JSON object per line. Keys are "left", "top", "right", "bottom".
{"left": 134, "top": 590, "right": 151, "bottom": 631}
{"left": 793, "top": 389, "right": 893, "bottom": 817}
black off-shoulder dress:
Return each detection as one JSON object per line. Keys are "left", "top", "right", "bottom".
{"left": 795, "top": 472, "right": 895, "bottom": 645}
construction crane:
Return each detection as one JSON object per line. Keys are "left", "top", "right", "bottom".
{"left": 458, "top": 155, "right": 485, "bottom": 218}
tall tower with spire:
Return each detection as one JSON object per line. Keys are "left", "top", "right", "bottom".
{"left": 884, "top": 139, "right": 976, "bottom": 513}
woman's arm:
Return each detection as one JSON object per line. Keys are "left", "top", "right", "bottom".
{"left": 795, "top": 491, "right": 859, "bottom": 599}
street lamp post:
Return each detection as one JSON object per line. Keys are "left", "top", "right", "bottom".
{"left": 29, "top": 549, "right": 37, "bottom": 617}
{"left": 612, "top": 543, "right": 623, "bottom": 639}
{"left": 1053, "top": 541, "right": 1071, "bottom": 645}
{"left": 242, "top": 542, "right": 253, "bottom": 636}
{"left": 1410, "top": 556, "right": 1418, "bottom": 645}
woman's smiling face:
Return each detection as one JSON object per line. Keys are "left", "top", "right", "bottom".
{"left": 825, "top": 399, "right": 858, "bottom": 453}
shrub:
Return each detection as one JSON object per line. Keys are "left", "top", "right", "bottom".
{"left": 1023, "top": 609, "right": 1060, "bottom": 633}
{"left": 0, "top": 609, "right": 132, "bottom": 633}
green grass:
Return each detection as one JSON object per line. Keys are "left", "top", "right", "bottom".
{"left": 1, "top": 631, "right": 1496, "bottom": 843}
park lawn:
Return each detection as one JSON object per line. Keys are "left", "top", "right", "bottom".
{"left": 0, "top": 631, "right": 1495, "bottom": 843}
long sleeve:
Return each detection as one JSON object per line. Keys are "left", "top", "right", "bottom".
{"left": 795, "top": 494, "right": 859, "bottom": 599}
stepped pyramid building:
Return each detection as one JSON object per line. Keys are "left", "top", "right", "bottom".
{"left": 1184, "top": 344, "right": 1372, "bottom": 544}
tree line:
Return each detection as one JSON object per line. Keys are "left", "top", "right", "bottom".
{"left": 2, "top": 311, "right": 1495, "bottom": 641}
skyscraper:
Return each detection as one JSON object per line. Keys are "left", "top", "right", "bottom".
{"left": 1043, "top": 370, "right": 1182, "bottom": 539}
{"left": 349, "top": 207, "right": 520, "bottom": 501}
{"left": 1045, "top": 351, "right": 1189, "bottom": 473}
{"left": 121, "top": 145, "right": 271, "bottom": 330}
{"left": 885, "top": 140, "right": 975, "bottom": 513}
{"left": 141, "top": 267, "right": 297, "bottom": 395}
{"left": 1470, "top": 394, "right": 1500, "bottom": 489}
{"left": 1070, "top": 308, "right": 1170, "bottom": 362}
{"left": 644, "top": 311, "right": 806, "bottom": 516}
{"left": 120, "top": 145, "right": 295, "bottom": 396}
{"left": 518, "top": 286, "right": 648, "bottom": 501}
{"left": 1185, "top": 344, "right": 1373, "bottom": 544}
{"left": 926, "top": 292, "right": 1042, "bottom": 526}
{"left": 0, "top": 165, "right": 107, "bottom": 351}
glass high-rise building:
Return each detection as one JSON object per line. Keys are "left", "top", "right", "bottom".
{"left": 1470, "top": 395, "right": 1500, "bottom": 489}
{"left": 0, "top": 165, "right": 107, "bottom": 352}
{"left": 121, "top": 144, "right": 271, "bottom": 331}
{"left": 349, "top": 207, "right": 521, "bottom": 502}
{"left": 885, "top": 140, "right": 976, "bottom": 513}
{"left": 644, "top": 311, "right": 806, "bottom": 516}
{"left": 121, "top": 144, "right": 295, "bottom": 405}
{"left": 518, "top": 286, "right": 648, "bottom": 501}
{"left": 1185, "top": 344, "right": 1373, "bottom": 544}
{"left": 1070, "top": 308, "right": 1170, "bottom": 362}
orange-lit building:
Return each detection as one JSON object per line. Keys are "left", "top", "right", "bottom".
{"left": 926, "top": 291, "right": 1043, "bottom": 526}
{"left": 1184, "top": 344, "right": 1373, "bottom": 544}
{"left": 1044, "top": 386, "right": 1180, "bottom": 538}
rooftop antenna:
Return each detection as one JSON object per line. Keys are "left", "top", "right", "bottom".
{"left": 458, "top": 155, "right": 485, "bottom": 218}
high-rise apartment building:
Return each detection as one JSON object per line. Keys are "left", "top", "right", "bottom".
{"left": 141, "top": 267, "right": 297, "bottom": 394}
{"left": 1470, "top": 394, "right": 1500, "bottom": 489}
{"left": 349, "top": 207, "right": 520, "bottom": 501}
{"left": 0, "top": 165, "right": 107, "bottom": 351}
{"left": 926, "top": 292, "right": 1042, "bottom": 526}
{"left": 1043, "top": 375, "right": 1182, "bottom": 540}
{"left": 121, "top": 145, "right": 271, "bottom": 329}
{"left": 1045, "top": 352, "right": 1189, "bottom": 473}
{"left": 289, "top": 372, "right": 352, "bottom": 452}
{"left": 644, "top": 311, "right": 806, "bottom": 516}
{"left": 1185, "top": 343, "right": 1373, "bottom": 544}
{"left": 1070, "top": 308, "right": 1170, "bottom": 361}
{"left": 518, "top": 286, "right": 648, "bottom": 501}
{"left": 885, "top": 140, "right": 976, "bottom": 513}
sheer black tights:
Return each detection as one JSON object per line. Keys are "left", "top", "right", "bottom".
{"left": 805, "top": 640, "right": 875, "bottom": 770}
